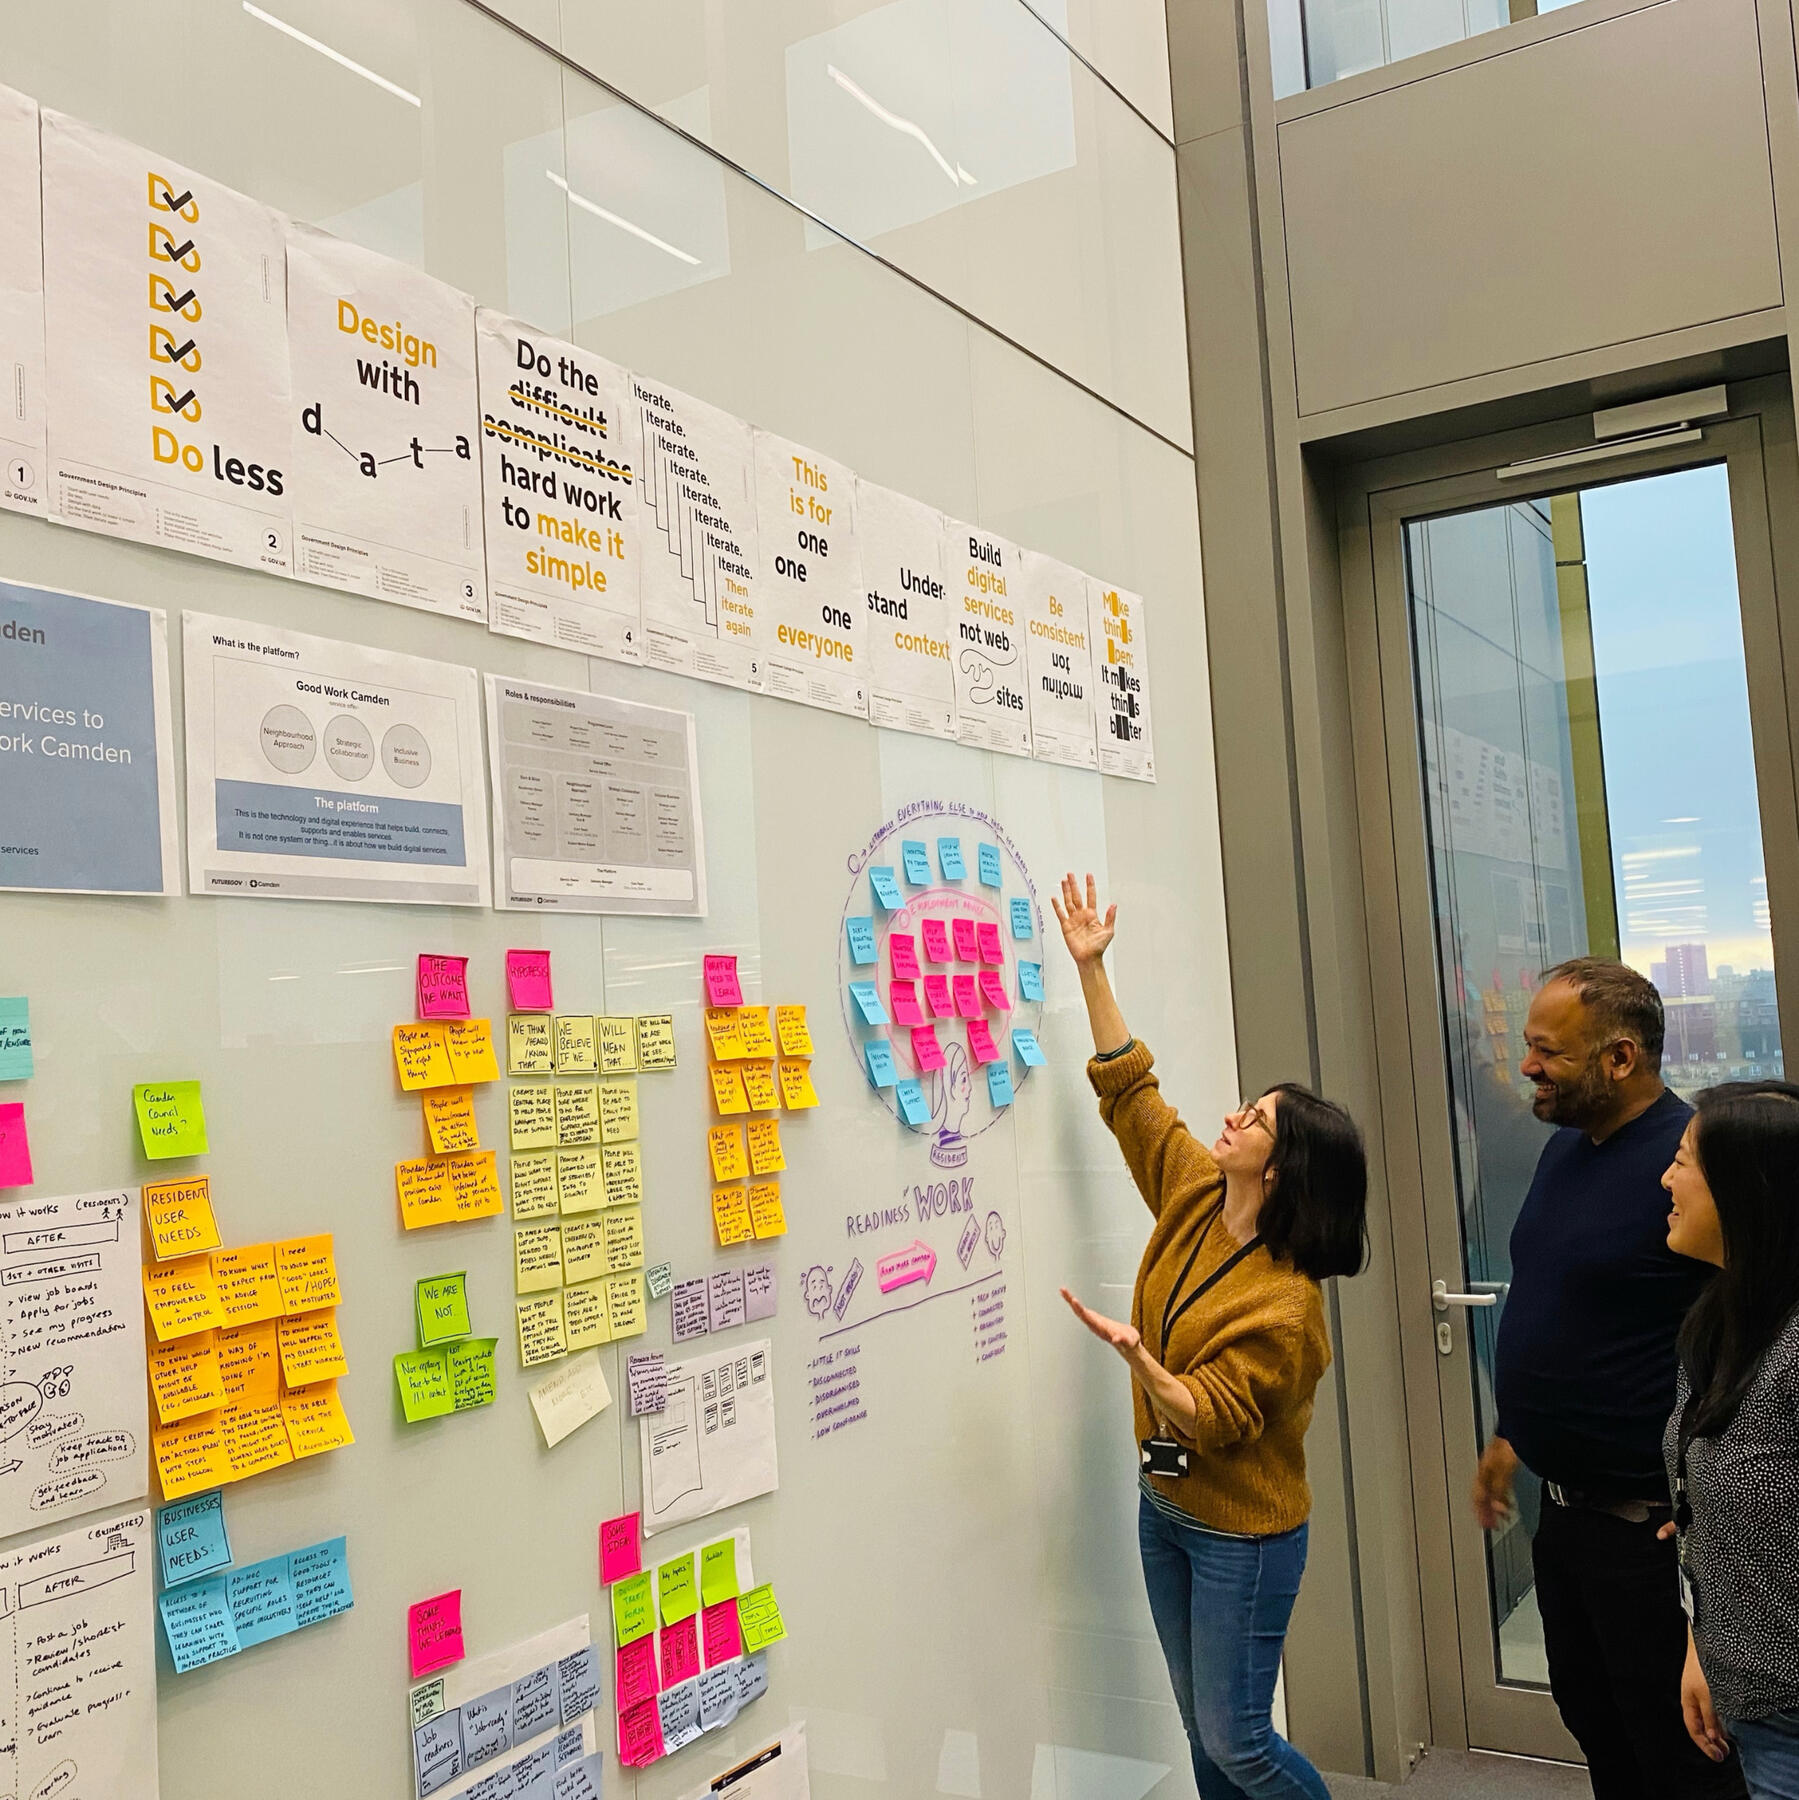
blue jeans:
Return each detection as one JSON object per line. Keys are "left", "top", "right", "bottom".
{"left": 1732, "top": 1711, "right": 1799, "bottom": 1800}
{"left": 1138, "top": 1492, "right": 1331, "bottom": 1800}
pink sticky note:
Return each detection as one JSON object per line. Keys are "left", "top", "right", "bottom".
{"left": 0, "top": 1104, "right": 31, "bottom": 1188}
{"left": 921, "top": 919, "right": 951, "bottom": 964}
{"left": 506, "top": 949, "right": 553, "bottom": 1012}
{"left": 953, "top": 974, "right": 981, "bottom": 1020}
{"left": 911, "top": 1024, "right": 946, "bottom": 1072}
{"left": 600, "top": 1513, "right": 642, "bottom": 1585}
{"left": 408, "top": 1590, "right": 464, "bottom": 1680}
{"left": 977, "top": 921, "right": 1004, "bottom": 966}
{"left": 660, "top": 1612, "right": 700, "bottom": 1684}
{"left": 979, "top": 968, "right": 1013, "bottom": 1012}
{"left": 890, "top": 980, "right": 923, "bottom": 1026}
{"left": 701, "top": 1598, "right": 742, "bottom": 1666}
{"left": 618, "top": 1635, "right": 660, "bottom": 1711}
{"left": 619, "top": 1695, "right": 665, "bottom": 1765}
{"left": 923, "top": 975, "right": 954, "bottom": 1018}
{"left": 889, "top": 933, "right": 920, "bottom": 980}
{"left": 417, "top": 954, "right": 470, "bottom": 1019}
{"left": 952, "top": 917, "right": 980, "bottom": 962}
{"left": 967, "top": 1019, "right": 1001, "bottom": 1064}
{"left": 703, "top": 954, "right": 743, "bottom": 1008}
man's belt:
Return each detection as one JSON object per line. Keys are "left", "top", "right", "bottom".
{"left": 1543, "top": 1480, "right": 1672, "bottom": 1524}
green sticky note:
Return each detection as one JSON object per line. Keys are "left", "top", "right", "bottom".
{"left": 611, "top": 1570, "right": 654, "bottom": 1647}
{"left": 449, "top": 1337, "right": 496, "bottom": 1412}
{"left": 658, "top": 1552, "right": 698, "bottom": 1625}
{"left": 739, "top": 1582, "right": 787, "bottom": 1652}
{"left": 0, "top": 999, "right": 31, "bottom": 1082}
{"left": 394, "top": 1348, "right": 453, "bottom": 1422}
{"left": 133, "top": 1081, "right": 208, "bottom": 1159}
{"left": 700, "top": 1538, "right": 739, "bottom": 1607}
{"left": 416, "top": 1273, "right": 471, "bottom": 1347}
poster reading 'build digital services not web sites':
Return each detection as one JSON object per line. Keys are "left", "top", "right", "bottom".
{"left": 182, "top": 611, "right": 491, "bottom": 907}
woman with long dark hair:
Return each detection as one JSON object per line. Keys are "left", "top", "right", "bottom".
{"left": 1053, "top": 874, "right": 1368, "bottom": 1800}
{"left": 1661, "top": 1082, "right": 1799, "bottom": 1798}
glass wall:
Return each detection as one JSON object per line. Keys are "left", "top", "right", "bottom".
{"left": 1273, "top": 0, "right": 1584, "bottom": 96}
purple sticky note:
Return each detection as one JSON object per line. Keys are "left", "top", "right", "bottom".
{"left": 744, "top": 1264, "right": 777, "bottom": 1322}
{"left": 921, "top": 919, "right": 951, "bottom": 964}
{"left": 923, "top": 975, "right": 954, "bottom": 1018}
{"left": 707, "top": 1269, "right": 746, "bottom": 1332}
{"left": 978, "top": 968, "right": 1012, "bottom": 1012}
{"left": 952, "top": 917, "right": 980, "bottom": 963}
{"left": 889, "top": 933, "right": 920, "bottom": 980}
{"left": 660, "top": 1613, "right": 701, "bottom": 1685}
{"left": 618, "top": 1634, "right": 660, "bottom": 1710}
{"left": 953, "top": 974, "right": 981, "bottom": 1020}
{"left": 702, "top": 1599, "right": 742, "bottom": 1666}
{"left": 977, "top": 921, "right": 1004, "bottom": 966}
{"left": 890, "top": 980, "right": 923, "bottom": 1026}
{"left": 911, "top": 1025, "right": 946, "bottom": 1072}
{"left": 672, "top": 1279, "right": 710, "bottom": 1341}
{"left": 967, "top": 1019, "right": 1000, "bottom": 1064}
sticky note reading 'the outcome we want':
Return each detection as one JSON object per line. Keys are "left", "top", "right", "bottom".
{"left": 134, "top": 1081, "right": 208, "bottom": 1159}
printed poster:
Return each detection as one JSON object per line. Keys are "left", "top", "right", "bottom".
{"left": 41, "top": 110, "right": 291, "bottom": 572}
{"left": 0, "top": 579, "right": 180, "bottom": 896}
{"left": 635, "top": 377, "right": 764, "bottom": 692}
{"left": 183, "top": 610, "right": 491, "bottom": 907}
{"left": 285, "top": 222, "right": 485, "bottom": 619}
{"left": 1017, "top": 549, "right": 1098, "bottom": 769}
{"left": 479, "top": 310, "right": 642, "bottom": 663}
{"left": 947, "top": 519, "right": 1030, "bottom": 757}
{"left": 1089, "top": 577, "right": 1156, "bottom": 781}
{"left": 751, "top": 429, "right": 867, "bottom": 717}
{"left": 484, "top": 674, "right": 706, "bottom": 916}
{"left": 0, "top": 85, "right": 47, "bottom": 516}
{"left": 858, "top": 480, "right": 956, "bottom": 741}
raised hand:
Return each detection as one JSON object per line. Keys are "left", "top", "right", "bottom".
{"left": 1060, "top": 1286, "right": 1141, "bottom": 1357}
{"left": 1051, "top": 872, "right": 1117, "bottom": 969}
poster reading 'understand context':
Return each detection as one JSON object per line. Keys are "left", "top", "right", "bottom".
{"left": 484, "top": 675, "right": 706, "bottom": 916}
{"left": 41, "top": 110, "right": 291, "bottom": 573}
{"left": 858, "top": 481, "right": 957, "bottom": 742}
{"left": 0, "top": 84, "right": 47, "bottom": 517}
{"left": 182, "top": 610, "right": 491, "bottom": 907}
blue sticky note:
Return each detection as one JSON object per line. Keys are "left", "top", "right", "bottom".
{"left": 936, "top": 837, "right": 966, "bottom": 880}
{"left": 848, "top": 981, "right": 889, "bottom": 1026}
{"left": 510, "top": 1744, "right": 558, "bottom": 1800}
{"left": 554, "top": 1750, "right": 606, "bottom": 1800}
{"left": 289, "top": 1536, "right": 353, "bottom": 1626}
{"left": 157, "top": 1490, "right": 231, "bottom": 1588}
{"left": 901, "top": 840, "right": 932, "bottom": 885}
{"left": 846, "top": 916, "right": 877, "bottom": 965}
{"left": 0, "top": 998, "right": 30, "bottom": 1082}
{"left": 894, "top": 1077, "right": 929, "bottom": 1125}
{"left": 869, "top": 865, "right": 903, "bottom": 910}
{"left": 463, "top": 1685, "right": 515, "bottom": 1769}
{"left": 734, "top": 1651, "right": 770, "bottom": 1705}
{"left": 865, "top": 1039, "right": 898, "bottom": 1088}
{"left": 558, "top": 1643, "right": 602, "bottom": 1723}
{"left": 1010, "top": 896, "right": 1034, "bottom": 939}
{"left": 988, "top": 1062, "right": 1015, "bottom": 1107}
{"left": 414, "top": 1710, "right": 466, "bottom": 1798}
{"left": 1012, "top": 1028, "right": 1046, "bottom": 1067}
{"left": 555, "top": 1726, "right": 585, "bottom": 1766}
{"left": 160, "top": 1574, "right": 241, "bottom": 1673}
{"left": 512, "top": 1661, "right": 561, "bottom": 1739}
{"left": 1017, "top": 960, "right": 1044, "bottom": 1002}
{"left": 977, "top": 843, "right": 1003, "bottom": 887}
{"left": 226, "top": 1554, "right": 298, "bottom": 1648}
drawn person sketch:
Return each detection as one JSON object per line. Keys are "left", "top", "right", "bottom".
{"left": 801, "top": 1265, "right": 835, "bottom": 1321}
{"left": 984, "top": 1210, "right": 1007, "bottom": 1260}
{"left": 931, "top": 1044, "right": 973, "bottom": 1167}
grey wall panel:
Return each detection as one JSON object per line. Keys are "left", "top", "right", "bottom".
{"left": 1279, "top": 0, "right": 1783, "bottom": 416}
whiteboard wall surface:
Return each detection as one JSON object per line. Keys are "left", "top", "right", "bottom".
{"left": 0, "top": 5, "right": 1232, "bottom": 1798}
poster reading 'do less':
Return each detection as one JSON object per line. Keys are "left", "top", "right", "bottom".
{"left": 285, "top": 223, "right": 485, "bottom": 621}
{"left": 41, "top": 110, "right": 291, "bottom": 572}
{"left": 1017, "top": 548, "right": 1099, "bottom": 770}
{"left": 1089, "top": 577, "right": 1156, "bottom": 781}
{"left": 859, "top": 480, "right": 957, "bottom": 741}
{"left": 478, "top": 310, "right": 642, "bottom": 663}
{"left": 0, "top": 84, "right": 48, "bottom": 516}
{"left": 947, "top": 519, "right": 1031, "bottom": 758}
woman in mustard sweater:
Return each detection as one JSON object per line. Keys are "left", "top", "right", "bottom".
{"left": 1053, "top": 874, "right": 1368, "bottom": 1800}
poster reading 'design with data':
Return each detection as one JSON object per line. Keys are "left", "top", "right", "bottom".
{"left": 857, "top": 479, "right": 957, "bottom": 742}
{"left": 1090, "top": 578, "right": 1156, "bottom": 781}
{"left": 752, "top": 429, "right": 867, "bottom": 718}
{"left": 183, "top": 610, "right": 491, "bottom": 907}
{"left": 40, "top": 111, "right": 291, "bottom": 572}
{"left": 285, "top": 224, "right": 486, "bottom": 621}
{"left": 949, "top": 520, "right": 1031, "bottom": 758}
{"left": 479, "top": 310, "right": 643, "bottom": 663}
{"left": 0, "top": 84, "right": 47, "bottom": 516}
{"left": 1018, "top": 548, "right": 1099, "bottom": 770}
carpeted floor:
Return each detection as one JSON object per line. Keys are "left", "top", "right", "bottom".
{"left": 1324, "top": 1747, "right": 1590, "bottom": 1797}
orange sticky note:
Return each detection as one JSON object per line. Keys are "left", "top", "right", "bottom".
{"left": 707, "top": 1124, "right": 748, "bottom": 1182}
{"left": 747, "top": 1118, "right": 785, "bottom": 1175}
{"left": 778, "top": 1060, "right": 819, "bottom": 1110}
{"left": 422, "top": 1086, "right": 481, "bottom": 1154}
{"left": 736, "top": 1008, "right": 775, "bottom": 1059}
{"left": 444, "top": 1151, "right": 503, "bottom": 1220}
{"left": 148, "top": 1331, "right": 226, "bottom": 1425}
{"left": 444, "top": 1018, "right": 500, "bottom": 1084}
{"left": 153, "top": 1413, "right": 233, "bottom": 1499}
{"left": 143, "top": 1254, "right": 226, "bottom": 1342}
{"left": 775, "top": 1005, "right": 814, "bottom": 1057}
{"left": 221, "top": 1401, "right": 293, "bottom": 1480}
{"left": 709, "top": 1065, "right": 750, "bottom": 1116}
{"left": 703, "top": 1009, "right": 747, "bottom": 1061}
{"left": 277, "top": 1309, "right": 348, "bottom": 1386}
{"left": 748, "top": 1181, "right": 787, "bottom": 1239}
{"left": 711, "top": 1186, "right": 754, "bottom": 1247}
{"left": 142, "top": 1176, "right": 222, "bottom": 1261}
{"left": 212, "top": 1243, "right": 284, "bottom": 1325}
{"left": 281, "top": 1379, "right": 354, "bottom": 1459}
{"left": 397, "top": 1156, "right": 455, "bottom": 1229}
{"left": 394, "top": 1022, "right": 456, "bottom": 1091}
{"left": 740, "top": 1062, "right": 779, "bottom": 1112}
{"left": 273, "top": 1235, "right": 340, "bottom": 1313}
{"left": 216, "top": 1320, "right": 280, "bottom": 1407}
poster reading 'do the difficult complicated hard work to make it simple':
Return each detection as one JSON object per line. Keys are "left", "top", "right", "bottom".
{"left": 484, "top": 674, "right": 706, "bottom": 916}
{"left": 857, "top": 479, "right": 957, "bottom": 742}
{"left": 0, "top": 84, "right": 47, "bottom": 517}
{"left": 40, "top": 110, "right": 292, "bottom": 573}
{"left": 182, "top": 610, "right": 490, "bottom": 907}
{"left": 1089, "top": 577, "right": 1156, "bottom": 781}
{"left": 479, "top": 310, "right": 643, "bottom": 663}
{"left": 949, "top": 519, "right": 1031, "bottom": 758}
{"left": 284, "top": 223, "right": 486, "bottom": 621}
{"left": 1018, "top": 549, "right": 1099, "bottom": 770}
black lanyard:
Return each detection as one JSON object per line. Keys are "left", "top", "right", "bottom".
{"left": 1154, "top": 1201, "right": 1265, "bottom": 1364}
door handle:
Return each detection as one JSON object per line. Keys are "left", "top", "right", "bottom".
{"left": 1432, "top": 1279, "right": 1498, "bottom": 1311}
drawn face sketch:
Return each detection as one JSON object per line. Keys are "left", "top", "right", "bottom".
{"left": 802, "top": 1265, "right": 835, "bottom": 1319}
{"left": 933, "top": 1043, "right": 973, "bottom": 1139}
{"left": 984, "top": 1210, "right": 1006, "bottom": 1259}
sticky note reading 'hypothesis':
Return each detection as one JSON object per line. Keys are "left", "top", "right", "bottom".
{"left": 134, "top": 1081, "right": 208, "bottom": 1159}
{"left": 506, "top": 950, "right": 553, "bottom": 1012}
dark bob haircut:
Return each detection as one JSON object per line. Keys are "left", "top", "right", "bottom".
{"left": 1256, "top": 1083, "right": 1369, "bottom": 1281}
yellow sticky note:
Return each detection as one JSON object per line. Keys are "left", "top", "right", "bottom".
{"left": 606, "top": 1271, "right": 647, "bottom": 1340}
{"left": 557, "top": 1148, "right": 604, "bottom": 1213}
{"left": 216, "top": 1320, "right": 280, "bottom": 1406}
{"left": 603, "top": 1207, "right": 644, "bottom": 1273}
{"left": 602, "top": 1142, "right": 643, "bottom": 1208}
{"left": 444, "top": 1017, "right": 500, "bottom": 1084}
{"left": 554, "top": 1083, "right": 601, "bottom": 1147}
{"left": 712, "top": 1185, "right": 754, "bottom": 1247}
{"left": 560, "top": 1214, "right": 606, "bottom": 1284}
{"left": 220, "top": 1400, "right": 293, "bottom": 1481}
{"left": 148, "top": 1331, "right": 226, "bottom": 1425}
{"left": 508, "top": 1014, "right": 555, "bottom": 1075}
{"left": 143, "top": 1176, "right": 222, "bottom": 1261}
{"left": 422, "top": 1085, "right": 481, "bottom": 1155}
{"left": 778, "top": 1059, "right": 820, "bottom": 1110}
{"left": 740, "top": 1062, "right": 779, "bottom": 1112}
{"left": 510, "top": 1152, "right": 560, "bottom": 1219}
{"left": 394, "top": 1022, "right": 456, "bottom": 1091}
{"left": 153, "top": 1414, "right": 234, "bottom": 1499}
{"left": 508, "top": 1082, "right": 558, "bottom": 1149}
{"left": 563, "top": 1279, "right": 612, "bottom": 1349}
{"left": 709, "top": 1064, "right": 750, "bottom": 1115}
{"left": 749, "top": 1181, "right": 787, "bottom": 1239}
{"left": 444, "top": 1151, "right": 503, "bottom": 1222}
{"left": 396, "top": 1156, "right": 455, "bottom": 1229}
{"left": 515, "top": 1223, "right": 564, "bottom": 1294}
{"left": 737, "top": 1007, "right": 775, "bottom": 1059}
{"left": 599, "top": 1081, "right": 639, "bottom": 1144}
{"left": 143, "top": 1254, "right": 225, "bottom": 1342}
{"left": 273, "top": 1234, "right": 340, "bottom": 1313}
{"left": 635, "top": 1014, "right": 677, "bottom": 1070}
{"left": 212, "top": 1245, "right": 283, "bottom": 1326}
{"left": 707, "top": 1124, "right": 748, "bottom": 1182}
{"left": 704, "top": 1008, "right": 747, "bottom": 1061}
{"left": 555, "top": 1015, "right": 598, "bottom": 1074}
{"left": 597, "top": 1017, "right": 638, "bottom": 1073}
{"left": 517, "top": 1293, "right": 567, "bottom": 1367}
{"left": 775, "top": 1005, "right": 814, "bottom": 1057}
{"left": 277, "top": 1309, "right": 348, "bottom": 1386}
{"left": 281, "top": 1379, "right": 354, "bottom": 1459}
{"left": 747, "top": 1118, "right": 786, "bottom": 1175}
